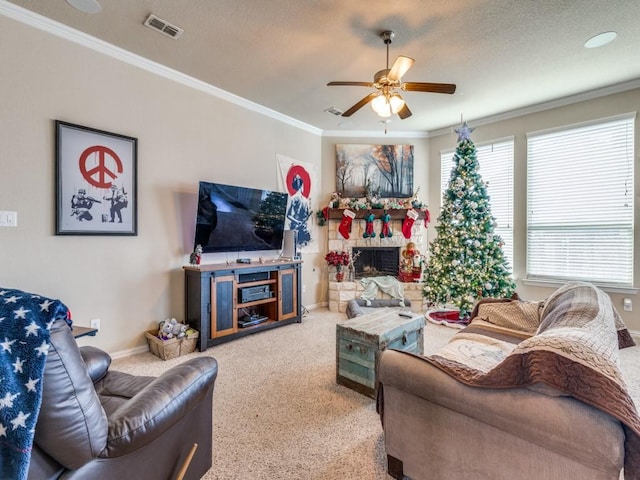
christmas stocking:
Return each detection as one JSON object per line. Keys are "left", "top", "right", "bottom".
{"left": 363, "top": 212, "right": 376, "bottom": 238}
{"left": 423, "top": 208, "right": 431, "bottom": 227}
{"left": 402, "top": 209, "right": 419, "bottom": 239}
{"left": 338, "top": 209, "right": 356, "bottom": 239}
{"left": 380, "top": 212, "right": 392, "bottom": 238}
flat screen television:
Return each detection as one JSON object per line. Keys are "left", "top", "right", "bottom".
{"left": 194, "top": 181, "right": 289, "bottom": 253}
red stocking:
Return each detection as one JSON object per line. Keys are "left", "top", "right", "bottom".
{"left": 402, "top": 209, "right": 419, "bottom": 239}
{"left": 423, "top": 208, "right": 431, "bottom": 227}
{"left": 338, "top": 209, "right": 356, "bottom": 239}
{"left": 380, "top": 212, "right": 392, "bottom": 238}
{"left": 363, "top": 213, "right": 375, "bottom": 238}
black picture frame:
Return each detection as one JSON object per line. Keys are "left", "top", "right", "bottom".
{"left": 55, "top": 121, "right": 138, "bottom": 235}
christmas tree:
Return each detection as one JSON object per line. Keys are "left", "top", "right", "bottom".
{"left": 423, "top": 122, "right": 515, "bottom": 318}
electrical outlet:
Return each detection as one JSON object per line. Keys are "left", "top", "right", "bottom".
{"left": 302, "top": 284, "right": 307, "bottom": 293}
{"left": 623, "top": 298, "right": 632, "bottom": 312}
{"left": 90, "top": 318, "right": 101, "bottom": 330}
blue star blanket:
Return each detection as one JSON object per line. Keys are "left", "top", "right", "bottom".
{"left": 0, "top": 287, "right": 70, "bottom": 480}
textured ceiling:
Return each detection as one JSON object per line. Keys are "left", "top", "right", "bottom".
{"left": 5, "top": 0, "right": 640, "bottom": 135}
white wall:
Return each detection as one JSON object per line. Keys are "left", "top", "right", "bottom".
{"left": 0, "top": 16, "right": 321, "bottom": 354}
{"left": 428, "top": 89, "right": 640, "bottom": 331}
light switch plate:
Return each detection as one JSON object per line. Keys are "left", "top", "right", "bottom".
{"left": 0, "top": 211, "right": 17, "bottom": 227}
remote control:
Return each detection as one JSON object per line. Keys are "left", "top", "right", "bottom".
{"left": 398, "top": 311, "right": 413, "bottom": 318}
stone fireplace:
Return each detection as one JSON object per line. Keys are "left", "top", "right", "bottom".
{"left": 326, "top": 209, "right": 428, "bottom": 313}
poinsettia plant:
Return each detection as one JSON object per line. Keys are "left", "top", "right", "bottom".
{"left": 324, "top": 250, "right": 350, "bottom": 268}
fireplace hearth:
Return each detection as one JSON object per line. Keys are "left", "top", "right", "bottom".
{"left": 352, "top": 247, "right": 400, "bottom": 279}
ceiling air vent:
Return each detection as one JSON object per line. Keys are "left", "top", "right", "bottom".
{"left": 144, "top": 14, "right": 184, "bottom": 39}
{"left": 324, "top": 107, "right": 343, "bottom": 116}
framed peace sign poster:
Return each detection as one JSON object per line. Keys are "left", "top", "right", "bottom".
{"left": 55, "top": 121, "right": 137, "bottom": 235}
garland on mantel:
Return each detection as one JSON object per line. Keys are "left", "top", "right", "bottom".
{"left": 315, "top": 188, "right": 429, "bottom": 227}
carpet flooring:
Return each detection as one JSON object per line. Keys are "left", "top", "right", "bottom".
{"left": 111, "top": 307, "right": 640, "bottom": 480}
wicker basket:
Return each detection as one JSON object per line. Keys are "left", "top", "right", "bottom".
{"left": 145, "top": 330, "right": 199, "bottom": 360}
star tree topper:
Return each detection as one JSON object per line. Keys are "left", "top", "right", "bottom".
{"left": 455, "top": 121, "right": 475, "bottom": 142}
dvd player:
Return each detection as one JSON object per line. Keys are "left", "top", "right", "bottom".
{"left": 238, "top": 315, "right": 268, "bottom": 328}
{"left": 240, "top": 285, "right": 271, "bottom": 303}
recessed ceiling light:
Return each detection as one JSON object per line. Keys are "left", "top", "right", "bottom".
{"left": 584, "top": 31, "right": 617, "bottom": 48}
{"left": 66, "top": 0, "right": 102, "bottom": 14}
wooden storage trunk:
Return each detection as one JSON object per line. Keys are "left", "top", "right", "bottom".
{"left": 336, "top": 308, "right": 425, "bottom": 398}
{"left": 145, "top": 330, "right": 200, "bottom": 360}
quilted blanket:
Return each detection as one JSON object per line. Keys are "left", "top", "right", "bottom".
{"left": 360, "top": 276, "right": 405, "bottom": 307}
{"left": 426, "top": 282, "right": 640, "bottom": 479}
{"left": 0, "top": 287, "right": 70, "bottom": 480}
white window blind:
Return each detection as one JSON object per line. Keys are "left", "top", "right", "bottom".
{"left": 441, "top": 138, "right": 514, "bottom": 270}
{"left": 526, "top": 114, "right": 635, "bottom": 286}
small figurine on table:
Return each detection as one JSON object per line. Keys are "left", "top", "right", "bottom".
{"left": 400, "top": 242, "right": 423, "bottom": 282}
{"left": 190, "top": 244, "right": 203, "bottom": 265}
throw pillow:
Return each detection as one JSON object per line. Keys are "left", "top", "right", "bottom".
{"left": 476, "top": 300, "right": 543, "bottom": 334}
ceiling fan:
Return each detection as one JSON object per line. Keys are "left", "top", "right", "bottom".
{"left": 327, "top": 31, "right": 456, "bottom": 120}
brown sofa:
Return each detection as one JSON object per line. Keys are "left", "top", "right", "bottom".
{"left": 378, "top": 349, "right": 625, "bottom": 479}
{"left": 28, "top": 319, "right": 218, "bottom": 480}
{"left": 377, "top": 283, "right": 639, "bottom": 480}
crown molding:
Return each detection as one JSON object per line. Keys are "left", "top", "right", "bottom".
{"left": 321, "top": 129, "right": 429, "bottom": 139}
{"left": 429, "top": 79, "right": 640, "bottom": 137}
{"left": 0, "top": 1, "right": 323, "bottom": 136}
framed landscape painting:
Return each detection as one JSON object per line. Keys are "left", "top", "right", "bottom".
{"left": 335, "top": 144, "right": 414, "bottom": 198}
{"left": 55, "top": 121, "right": 137, "bottom": 235}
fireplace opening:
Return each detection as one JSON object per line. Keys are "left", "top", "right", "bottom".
{"left": 352, "top": 247, "right": 400, "bottom": 279}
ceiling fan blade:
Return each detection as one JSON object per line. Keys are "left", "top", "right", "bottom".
{"left": 388, "top": 56, "right": 414, "bottom": 82}
{"left": 398, "top": 103, "right": 412, "bottom": 119}
{"left": 342, "top": 93, "right": 379, "bottom": 117}
{"left": 402, "top": 82, "right": 457, "bottom": 94}
{"left": 327, "top": 81, "right": 375, "bottom": 87}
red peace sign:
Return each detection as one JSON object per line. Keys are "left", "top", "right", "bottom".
{"left": 285, "top": 165, "right": 311, "bottom": 198}
{"left": 79, "top": 145, "right": 123, "bottom": 189}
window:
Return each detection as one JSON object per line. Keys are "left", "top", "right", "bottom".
{"left": 526, "top": 114, "right": 635, "bottom": 286}
{"left": 440, "top": 138, "right": 514, "bottom": 270}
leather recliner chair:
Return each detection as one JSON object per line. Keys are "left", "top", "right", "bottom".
{"left": 28, "top": 319, "right": 218, "bottom": 480}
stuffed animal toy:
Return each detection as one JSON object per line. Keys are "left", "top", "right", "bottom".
{"left": 171, "top": 321, "right": 188, "bottom": 339}
{"left": 157, "top": 318, "right": 189, "bottom": 340}
{"left": 157, "top": 319, "right": 174, "bottom": 340}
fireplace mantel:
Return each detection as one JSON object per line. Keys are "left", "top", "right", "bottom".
{"left": 327, "top": 208, "right": 427, "bottom": 221}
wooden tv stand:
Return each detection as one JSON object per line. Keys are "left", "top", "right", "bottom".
{"left": 183, "top": 259, "right": 302, "bottom": 351}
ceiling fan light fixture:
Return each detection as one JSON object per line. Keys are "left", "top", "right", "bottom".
{"left": 371, "top": 93, "right": 392, "bottom": 117}
{"left": 327, "top": 29, "right": 455, "bottom": 120}
{"left": 389, "top": 93, "right": 405, "bottom": 114}
{"left": 371, "top": 92, "right": 404, "bottom": 117}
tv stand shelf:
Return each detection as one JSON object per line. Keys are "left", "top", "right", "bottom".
{"left": 183, "top": 260, "right": 302, "bottom": 351}
{"left": 238, "top": 297, "right": 277, "bottom": 309}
